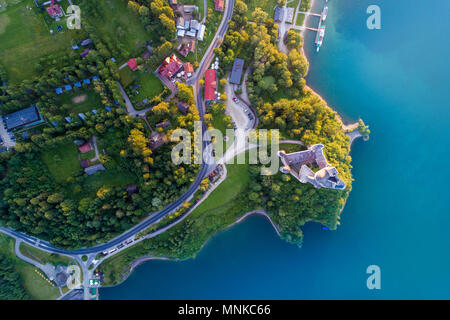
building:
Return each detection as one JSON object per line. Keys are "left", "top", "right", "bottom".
{"left": 197, "top": 24, "right": 206, "bottom": 41}
{"left": 230, "top": 58, "right": 244, "bottom": 84}
{"left": 184, "top": 62, "right": 194, "bottom": 75}
{"left": 78, "top": 141, "right": 92, "bottom": 153}
{"left": 80, "top": 49, "right": 90, "bottom": 58}
{"left": 183, "top": 5, "right": 198, "bottom": 13}
{"left": 274, "top": 6, "right": 284, "bottom": 22}
{"left": 126, "top": 185, "right": 138, "bottom": 196}
{"left": 178, "top": 40, "right": 196, "bottom": 57}
{"left": 81, "top": 39, "right": 93, "bottom": 47}
{"left": 80, "top": 159, "right": 90, "bottom": 168}
{"left": 204, "top": 69, "right": 217, "bottom": 101}
{"left": 127, "top": 58, "right": 138, "bottom": 71}
{"left": 278, "top": 144, "right": 346, "bottom": 190}
{"left": 149, "top": 133, "right": 168, "bottom": 150}
{"left": 159, "top": 54, "right": 184, "bottom": 80}
{"left": 177, "top": 103, "right": 190, "bottom": 115}
{"left": 4, "top": 105, "right": 44, "bottom": 131}
{"left": 177, "top": 29, "right": 186, "bottom": 38}
{"left": 169, "top": 0, "right": 178, "bottom": 8}
{"left": 186, "top": 30, "right": 197, "bottom": 38}
{"left": 214, "top": 0, "right": 224, "bottom": 11}
{"left": 84, "top": 164, "right": 106, "bottom": 175}
{"left": 46, "top": 0, "right": 63, "bottom": 19}
{"left": 176, "top": 16, "right": 185, "bottom": 29}
{"left": 156, "top": 120, "right": 171, "bottom": 129}
{"left": 190, "top": 20, "right": 200, "bottom": 31}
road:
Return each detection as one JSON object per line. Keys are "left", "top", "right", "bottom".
{"left": 0, "top": 0, "right": 237, "bottom": 299}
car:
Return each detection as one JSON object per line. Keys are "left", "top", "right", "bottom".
{"left": 232, "top": 97, "right": 237, "bottom": 102}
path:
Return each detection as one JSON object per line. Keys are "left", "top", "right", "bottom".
{"left": 90, "top": 135, "right": 100, "bottom": 162}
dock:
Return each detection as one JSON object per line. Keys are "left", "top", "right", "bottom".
{"left": 298, "top": 9, "right": 326, "bottom": 44}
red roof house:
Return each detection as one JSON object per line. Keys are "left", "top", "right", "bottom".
{"left": 46, "top": 0, "right": 63, "bottom": 19}
{"left": 159, "top": 54, "right": 184, "bottom": 80}
{"left": 204, "top": 69, "right": 217, "bottom": 101}
{"left": 78, "top": 142, "right": 92, "bottom": 153}
{"left": 214, "top": 0, "right": 224, "bottom": 11}
{"left": 127, "top": 58, "right": 138, "bottom": 71}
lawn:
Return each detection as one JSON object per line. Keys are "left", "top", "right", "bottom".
{"left": 118, "top": 66, "right": 135, "bottom": 88}
{"left": 41, "top": 142, "right": 82, "bottom": 183}
{"left": 19, "top": 242, "right": 74, "bottom": 266}
{"left": 0, "top": 0, "right": 75, "bottom": 83}
{"left": 87, "top": 0, "right": 154, "bottom": 56}
{"left": 245, "top": 0, "right": 279, "bottom": 19}
{"left": 57, "top": 89, "right": 103, "bottom": 116}
{"left": 0, "top": 234, "right": 60, "bottom": 300}
{"left": 133, "top": 72, "right": 164, "bottom": 103}
{"left": 296, "top": 13, "right": 306, "bottom": 26}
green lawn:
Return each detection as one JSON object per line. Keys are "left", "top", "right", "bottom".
{"left": 133, "top": 72, "right": 164, "bottom": 103}
{"left": 0, "top": 234, "right": 60, "bottom": 300}
{"left": 58, "top": 90, "right": 103, "bottom": 116}
{"left": 245, "top": 0, "right": 279, "bottom": 19}
{"left": 41, "top": 142, "right": 82, "bottom": 183}
{"left": 80, "top": 169, "right": 137, "bottom": 196}
{"left": 19, "top": 242, "right": 74, "bottom": 266}
{"left": 0, "top": 0, "right": 75, "bottom": 83}
{"left": 119, "top": 67, "right": 135, "bottom": 88}
{"left": 88, "top": 0, "right": 153, "bottom": 56}
{"left": 296, "top": 13, "right": 306, "bottom": 26}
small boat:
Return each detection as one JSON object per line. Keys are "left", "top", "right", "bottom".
{"left": 316, "top": 25, "right": 326, "bottom": 52}
{"left": 322, "top": 6, "right": 328, "bottom": 21}
{"left": 321, "top": 226, "right": 330, "bottom": 231}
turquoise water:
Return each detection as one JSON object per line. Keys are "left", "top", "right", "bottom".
{"left": 102, "top": 0, "right": 450, "bottom": 299}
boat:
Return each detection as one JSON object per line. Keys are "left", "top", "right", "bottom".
{"left": 322, "top": 6, "right": 328, "bottom": 21}
{"left": 316, "top": 25, "right": 326, "bottom": 52}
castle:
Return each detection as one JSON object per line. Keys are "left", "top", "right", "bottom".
{"left": 278, "top": 144, "right": 346, "bottom": 190}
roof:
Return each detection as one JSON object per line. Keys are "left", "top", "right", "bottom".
{"left": 204, "top": 69, "right": 216, "bottom": 100}
{"left": 230, "top": 58, "right": 244, "bottom": 84}
{"left": 46, "top": 4, "right": 62, "bottom": 18}
{"left": 149, "top": 133, "right": 168, "bottom": 150}
{"left": 65, "top": 84, "right": 72, "bottom": 91}
{"left": 126, "top": 185, "right": 138, "bottom": 195}
{"left": 78, "top": 142, "right": 92, "bottom": 153}
{"left": 156, "top": 120, "right": 171, "bottom": 129}
{"left": 55, "top": 87, "right": 63, "bottom": 94}
{"left": 83, "top": 78, "right": 91, "bottom": 84}
{"left": 176, "top": 17, "right": 185, "bottom": 28}
{"left": 84, "top": 164, "right": 106, "bottom": 175}
{"left": 80, "top": 159, "right": 89, "bottom": 168}
{"left": 4, "top": 106, "right": 42, "bottom": 130}
{"left": 177, "top": 103, "right": 189, "bottom": 115}
{"left": 159, "top": 54, "right": 183, "bottom": 79}
{"left": 214, "top": 0, "right": 224, "bottom": 11}
{"left": 197, "top": 24, "right": 206, "bottom": 41}
{"left": 74, "top": 82, "right": 82, "bottom": 87}
{"left": 81, "top": 39, "right": 92, "bottom": 46}
{"left": 128, "top": 58, "right": 138, "bottom": 71}
{"left": 80, "top": 49, "right": 90, "bottom": 58}
{"left": 184, "top": 62, "right": 194, "bottom": 73}
{"left": 274, "top": 7, "right": 284, "bottom": 22}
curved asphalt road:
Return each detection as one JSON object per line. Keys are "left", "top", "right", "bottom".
{"left": 0, "top": 0, "right": 236, "bottom": 256}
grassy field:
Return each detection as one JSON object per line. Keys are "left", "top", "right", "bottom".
{"left": 41, "top": 142, "right": 82, "bottom": 183}
{"left": 0, "top": 0, "right": 75, "bottom": 83}
{"left": 118, "top": 66, "right": 135, "bottom": 87}
{"left": 58, "top": 90, "right": 103, "bottom": 116}
{"left": 88, "top": 0, "right": 153, "bottom": 56}
{"left": 245, "top": 0, "right": 279, "bottom": 19}
{"left": 133, "top": 72, "right": 164, "bottom": 103}
{"left": 78, "top": 169, "right": 137, "bottom": 197}
{"left": 0, "top": 234, "right": 60, "bottom": 300}
{"left": 19, "top": 242, "right": 74, "bottom": 266}
{"left": 296, "top": 13, "right": 306, "bottom": 26}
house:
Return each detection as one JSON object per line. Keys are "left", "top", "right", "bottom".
{"left": 55, "top": 87, "right": 63, "bottom": 94}
{"left": 214, "top": 0, "right": 224, "bottom": 12}
{"left": 204, "top": 69, "right": 217, "bottom": 101}
{"left": 46, "top": 0, "right": 63, "bottom": 19}
{"left": 149, "top": 133, "right": 168, "bottom": 150}
{"left": 80, "top": 49, "right": 90, "bottom": 58}
{"left": 177, "top": 29, "right": 186, "bottom": 38}
{"left": 156, "top": 120, "right": 171, "bottom": 129}
{"left": 81, "top": 39, "right": 93, "bottom": 47}
{"left": 84, "top": 164, "right": 106, "bottom": 175}
{"left": 190, "top": 20, "right": 200, "bottom": 31}
{"left": 80, "top": 159, "right": 89, "bottom": 168}
{"left": 178, "top": 40, "right": 196, "bottom": 57}
{"left": 197, "top": 24, "right": 206, "bottom": 41}
{"left": 78, "top": 142, "right": 92, "bottom": 153}
{"left": 183, "top": 5, "right": 198, "bottom": 13}
{"left": 177, "top": 103, "right": 189, "bottom": 115}
{"left": 274, "top": 6, "right": 284, "bottom": 22}
{"left": 230, "top": 58, "right": 244, "bottom": 84}
{"left": 185, "top": 30, "right": 197, "bottom": 38}
{"left": 65, "top": 84, "right": 72, "bottom": 91}
{"left": 128, "top": 58, "right": 138, "bottom": 71}
{"left": 176, "top": 17, "right": 185, "bottom": 29}
{"left": 74, "top": 82, "right": 82, "bottom": 88}
{"left": 126, "top": 185, "right": 138, "bottom": 196}
{"left": 169, "top": 0, "right": 178, "bottom": 8}
{"left": 159, "top": 54, "right": 184, "bottom": 80}
{"left": 92, "top": 76, "right": 100, "bottom": 80}
{"left": 78, "top": 113, "right": 87, "bottom": 121}
{"left": 4, "top": 106, "right": 44, "bottom": 131}
{"left": 83, "top": 78, "right": 91, "bottom": 85}
{"left": 184, "top": 62, "right": 194, "bottom": 75}
{"left": 65, "top": 117, "right": 72, "bottom": 123}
